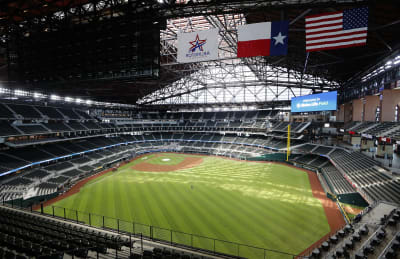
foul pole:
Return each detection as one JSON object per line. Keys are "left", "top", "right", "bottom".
{"left": 286, "top": 124, "right": 291, "bottom": 161}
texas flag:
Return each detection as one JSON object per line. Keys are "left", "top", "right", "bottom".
{"left": 237, "top": 21, "right": 289, "bottom": 58}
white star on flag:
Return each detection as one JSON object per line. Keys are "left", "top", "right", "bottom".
{"left": 273, "top": 32, "right": 286, "bottom": 45}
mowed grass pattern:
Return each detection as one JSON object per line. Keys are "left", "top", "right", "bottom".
{"left": 44, "top": 153, "right": 330, "bottom": 258}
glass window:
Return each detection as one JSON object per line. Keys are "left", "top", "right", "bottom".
{"left": 376, "top": 106, "right": 381, "bottom": 122}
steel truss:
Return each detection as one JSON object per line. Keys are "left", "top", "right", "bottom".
{"left": 0, "top": 0, "right": 366, "bottom": 22}
{"left": 145, "top": 8, "right": 339, "bottom": 106}
{"left": 156, "top": 0, "right": 366, "bottom": 19}
{"left": 341, "top": 53, "right": 400, "bottom": 103}
{"left": 0, "top": 0, "right": 363, "bottom": 106}
{"left": 139, "top": 62, "right": 339, "bottom": 105}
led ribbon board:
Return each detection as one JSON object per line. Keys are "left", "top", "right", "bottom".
{"left": 291, "top": 91, "right": 337, "bottom": 112}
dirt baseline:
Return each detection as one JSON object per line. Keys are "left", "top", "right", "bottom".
{"left": 293, "top": 163, "right": 346, "bottom": 257}
{"left": 32, "top": 167, "right": 114, "bottom": 211}
{"left": 131, "top": 156, "right": 203, "bottom": 172}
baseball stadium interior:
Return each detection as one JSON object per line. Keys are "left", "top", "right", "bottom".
{"left": 0, "top": 0, "right": 399, "bottom": 259}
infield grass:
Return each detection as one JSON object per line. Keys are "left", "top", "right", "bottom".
{"left": 43, "top": 153, "right": 330, "bottom": 258}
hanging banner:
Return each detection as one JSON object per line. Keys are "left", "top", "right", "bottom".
{"left": 177, "top": 29, "right": 219, "bottom": 63}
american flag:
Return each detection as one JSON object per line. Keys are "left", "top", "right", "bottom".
{"left": 305, "top": 7, "right": 368, "bottom": 52}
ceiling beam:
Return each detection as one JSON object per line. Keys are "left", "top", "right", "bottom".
{"left": 307, "top": 50, "right": 387, "bottom": 68}
{"left": 374, "top": 31, "right": 392, "bottom": 51}
{"left": 370, "top": 19, "right": 400, "bottom": 31}
{"left": 289, "top": 8, "right": 312, "bottom": 25}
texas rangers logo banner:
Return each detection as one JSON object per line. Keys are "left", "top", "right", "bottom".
{"left": 177, "top": 29, "right": 219, "bottom": 63}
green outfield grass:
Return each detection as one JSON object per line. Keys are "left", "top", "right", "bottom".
{"left": 43, "top": 153, "right": 330, "bottom": 258}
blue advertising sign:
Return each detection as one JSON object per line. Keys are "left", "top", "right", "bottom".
{"left": 291, "top": 91, "right": 337, "bottom": 113}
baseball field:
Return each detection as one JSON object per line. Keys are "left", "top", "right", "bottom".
{"left": 41, "top": 153, "right": 344, "bottom": 258}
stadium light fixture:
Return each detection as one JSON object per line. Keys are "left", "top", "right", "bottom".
{"left": 394, "top": 56, "right": 400, "bottom": 65}
{"left": 363, "top": 54, "right": 400, "bottom": 81}
{"left": 50, "top": 94, "right": 60, "bottom": 101}
{"left": 14, "top": 89, "right": 28, "bottom": 96}
{"left": 0, "top": 83, "right": 135, "bottom": 109}
{"left": 33, "top": 92, "right": 44, "bottom": 99}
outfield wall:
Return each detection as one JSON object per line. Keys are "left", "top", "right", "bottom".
{"left": 247, "top": 153, "right": 288, "bottom": 162}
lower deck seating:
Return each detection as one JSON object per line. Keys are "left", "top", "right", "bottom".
{"left": 70, "top": 156, "right": 92, "bottom": 165}
{"left": 47, "top": 176, "right": 69, "bottom": 185}
{"left": 23, "top": 170, "right": 49, "bottom": 180}
{"left": 37, "top": 182, "right": 58, "bottom": 190}
{"left": 363, "top": 180, "right": 400, "bottom": 204}
{"left": 61, "top": 169, "right": 82, "bottom": 178}
{"left": 350, "top": 121, "right": 376, "bottom": 132}
{"left": 15, "top": 125, "right": 49, "bottom": 135}
{"left": 45, "top": 162, "right": 74, "bottom": 172}
{"left": 0, "top": 206, "right": 131, "bottom": 259}
{"left": 0, "top": 192, "right": 23, "bottom": 203}
{"left": 294, "top": 154, "right": 319, "bottom": 165}
{"left": 3, "top": 178, "right": 33, "bottom": 187}
{"left": 329, "top": 150, "right": 397, "bottom": 203}
{"left": 296, "top": 144, "right": 398, "bottom": 204}
{"left": 0, "top": 154, "right": 28, "bottom": 170}
{"left": 6, "top": 148, "right": 54, "bottom": 163}
{"left": 321, "top": 164, "right": 356, "bottom": 194}
{"left": 44, "top": 122, "right": 72, "bottom": 132}
{"left": 312, "top": 145, "right": 334, "bottom": 155}
{"left": 0, "top": 122, "right": 20, "bottom": 137}
{"left": 79, "top": 165, "right": 94, "bottom": 172}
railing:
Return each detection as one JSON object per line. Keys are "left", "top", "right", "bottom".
{"left": 29, "top": 204, "right": 303, "bottom": 259}
{"left": 378, "top": 230, "right": 400, "bottom": 258}
{"left": 298, "top": 227, "right": 345, "bottom": 258}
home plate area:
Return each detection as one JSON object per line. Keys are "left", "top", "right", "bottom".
{"left": 131, "top": 155, "right": 203, "bottom": 172}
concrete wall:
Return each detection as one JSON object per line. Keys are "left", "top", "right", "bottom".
{"left": 361, "top": 139, "right": 374, "bottom": 151}
{"left": 381, "top": 89, "right": 400, "bottom": 122}
{"left": 307, "top": 89, "right": 400, "bottom": 123}
{"left": 377, "top": 144, "right": 394, "bottom": 158}
{"left": 364, "top": 95, "right": 380, "bottom": 122}
{"left": 351, "top": 136, "right": 361, "bottom": 146}
{"left": 342, "top": 89, "right": 400, "bottom": 122}
{"left": 337, "top": 103, "right": 353, "bottom": 123}
{"left": 337, "top": 104, "right": 344, "bottom": 122}
{"left": 344, "top": 103, "right": 352, "bottom": 123}
{"left": 352, "top": 99, "right": 363, "bottom": 121}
